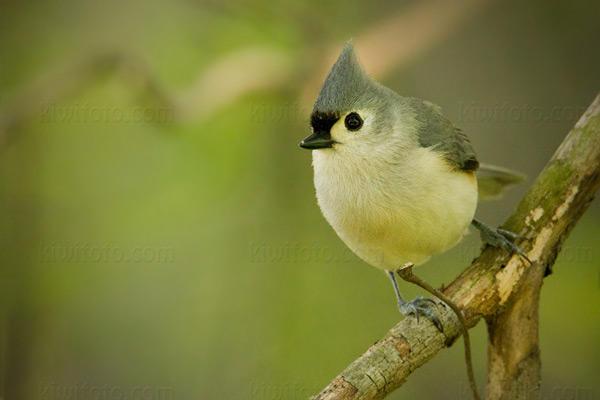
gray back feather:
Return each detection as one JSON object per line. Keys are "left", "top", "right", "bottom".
{"left": 408, "top": 98, "right": 479, "bottom": 171}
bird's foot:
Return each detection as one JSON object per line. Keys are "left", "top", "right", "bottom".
{"left": 472, "top": 219, "right": 531, "bottom": 264}
{"left": 388, "top": 265, "right": 445, "bottom": 332}
{"left": 397, "top": 295, "right": 444, "bottom": 332}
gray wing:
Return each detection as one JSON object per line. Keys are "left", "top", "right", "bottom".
{"left": 476, "top": 163, "right": 526, "bottom": 200}
{"left": 409, "top": 98, "right": 479, "bottom": 171}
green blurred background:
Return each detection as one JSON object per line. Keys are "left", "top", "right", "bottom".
{"left": 1, "top": 0, "right": 599, "bottom": 399}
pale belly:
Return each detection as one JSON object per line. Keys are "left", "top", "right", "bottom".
{"left": 313, "top": 150, "right": 478, "bottom": 270}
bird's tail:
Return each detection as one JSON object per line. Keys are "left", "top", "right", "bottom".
{"left": 475, "top": 163, "right": 526, "bottom": 201}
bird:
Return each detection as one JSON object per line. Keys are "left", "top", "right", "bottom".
{"left": 299, "top": 40, "right": 529, "bottom": 330}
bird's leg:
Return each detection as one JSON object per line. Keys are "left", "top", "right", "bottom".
{"left": 386, "top": 269, "right": 443, "bottom": 332}
{"left": 471, "top": 219, "right": 531, "bottom": 263}
{"left": 395, "top": 263, "right": 481, "bottom": 400}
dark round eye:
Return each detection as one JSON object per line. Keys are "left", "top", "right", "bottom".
{"left": 344, "top": 112, "right": 363, "bottom": 131}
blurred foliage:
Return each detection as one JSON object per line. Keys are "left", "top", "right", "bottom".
{"left": 1, "top": 0, "right": 599, "bottom": 399}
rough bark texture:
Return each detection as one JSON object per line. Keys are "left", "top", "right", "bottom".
{"left": 310, "top": 94, "right": 600, "bottom": 400}
{"left": 485, "top": 266, "right": 542, "bottom": 400}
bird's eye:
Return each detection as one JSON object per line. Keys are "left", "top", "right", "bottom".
{"left": 344, "top": 112, "right": 363, "bottom": 131}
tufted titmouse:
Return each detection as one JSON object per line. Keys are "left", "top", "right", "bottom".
{"left": 299, "top": 41, "right": 528, "bottom": 329}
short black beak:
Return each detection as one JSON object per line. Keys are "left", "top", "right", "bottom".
{"left": 299, "top": 132, "right": 334, "bottom": 149}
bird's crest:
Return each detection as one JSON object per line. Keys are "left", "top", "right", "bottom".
{"left": 312, "top": 40, "right": 379, "bottom": 115}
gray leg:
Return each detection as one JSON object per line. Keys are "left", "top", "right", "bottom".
{"left": 386, "top": 270, "right": 443, "bottom": 332}
{"left": 471, "top": 219, "right": 531, "bottom": 263}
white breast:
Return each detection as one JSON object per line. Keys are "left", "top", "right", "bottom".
{"left": 312, "top": 146, "right": 478, "bottom": 270}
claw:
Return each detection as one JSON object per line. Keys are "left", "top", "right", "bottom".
{"left": 497, "top": 228, "right": 526, "bottom": 241}
{"left": 399, "top": 297, "right": 444, "bottom": 332}
{"left": 472, "top": 219, "right": 531, "bottom": 265}
{"left": 414, "top": 296, "right": 437, "bottom": 305}
{"left": 430, "top": 314, "right": 443, "bottom": 332}
{"left": 505, "top": 239, "right": 532, "bottom": 264}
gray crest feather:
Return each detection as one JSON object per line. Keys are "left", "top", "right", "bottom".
{"left": 313, "top": 40, "right": 382, "bottom": 114}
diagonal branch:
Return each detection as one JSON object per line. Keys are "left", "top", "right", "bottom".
{"left": 310, "top": 94, "right": 600, "bottom": 400}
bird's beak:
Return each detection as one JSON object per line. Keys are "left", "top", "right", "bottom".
{"left": 299, "top": 132, "right": 334, "bottom": 149}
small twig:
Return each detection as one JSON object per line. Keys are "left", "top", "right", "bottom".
{"left": 396, "top": 263, "right": 481, "bottom": 400}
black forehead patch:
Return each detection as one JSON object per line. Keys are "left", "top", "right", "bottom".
{"left": 310, "top": 111, "right": 339, "bottom": 133}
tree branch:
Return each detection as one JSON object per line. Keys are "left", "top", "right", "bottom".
{"left": 484, "top": 263, "right": 542, "bottom": 400}
{"left": 310, "top": 94, "right": 600, "bottom": 400}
